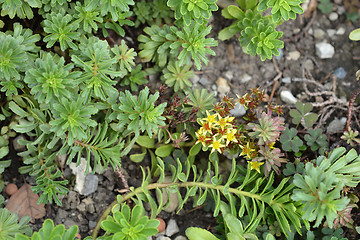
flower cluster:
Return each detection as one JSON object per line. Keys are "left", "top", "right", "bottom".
{"left": 195, "top": 89, "right": 287, "bottom": 176}
{"left": 195, "top": 111, "right": 238, "bottom": 154}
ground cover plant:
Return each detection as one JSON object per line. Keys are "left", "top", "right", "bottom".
{"left": 0, "top": 0, "right": 359, "bottom": 239}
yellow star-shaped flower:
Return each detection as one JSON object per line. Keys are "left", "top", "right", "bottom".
{"left": 249, "top": 161, "right": 264, "bottom": 174}
{"left": 239, "top": 141, "right": 256, "bottom": 160}
{"left": 216, "top": 116, "right": 235, "bottom": 130}
{"left": 202, "top": 111, "right": 217, "bottom": 124}
{"left": 209, "top": 136, "right": 225, "bottom": 154}
{"left": 224, "top": 128, "right": 238, "bottom": 145}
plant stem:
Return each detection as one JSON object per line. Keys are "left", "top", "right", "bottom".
{"left": 91, "top": 181, "right": 262, "bottom": 238}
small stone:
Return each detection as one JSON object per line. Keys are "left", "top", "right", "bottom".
{"left": 77, "top": 203, "right": 86, "bottom": 212}
{"left": 293, "top": 28, "right": 301, "bottom": 34}
{"left": 70, "top": 158, "right": 99, "bottom": 196}
{"left": 308, "top": 28, "right": 313, "bottom": 35}
{"left": 156, "top": 218, "right": 166, "bottom": 233}
{"left": 334, "top": 0, "right": 342, "bottom": 4}
{"left": 240, "top": 73, "right": 252, "bottom": 83}
{"left": 190, "top": 74, "right": 200, "bottom": 84}
{"left": 174, "top": 236, "right": 187, "bottom": 240}
{"left": 224, "top": 71, "right": 233, "bottom": 80}
{"left": 216, "top": 77, "right": 230, "bottom": 97}
{"left": 304, "top": 59, "right": 314, "bottom": 71}
{"left": 229, "top": 103, "right": 246, "bottom": 117}
{"left": 315, "top": 42, "right": 335, "bottom": 59}
{"left": 333, "top": 67, "right": 347, "bottom": 79}
{"left": 280, "top": 90, "right": 297, "bottom": 104}
{"left": 64, "top": 219, "right": 77, "bottom": 229}
{"left": 13, "top": 135, "right": 25, "bottom": 151}
{"left": 275, "top": 48, "right": 283, "bottom": 60}
{"left": 89, "top": 221, "right": 96, "bottom": 230}
{"left": 315, "top": 96, "right": 324, "bottom": 103}
{"left": 336, "top": 27, "right": 346, "bottom": 35}
{"left": 327, "top": 117, "right": 346, "bottom": 134}
{"left": 281, "top": 77, "right": 291, "bottom": 84}
{"left": 55, "top": 209, "right": 67, "bottom": 223}
{"left": 5, "top": 183, "right": 18, "bottom": 196}
{"left": 199, "top": 77, "right": 210, "bottom": 86}
{"left": 156, "top": 237, "right": 171, "bottom": 240}
{"left": 337, "top": 6, "right": 345, "bottom": 15}
{"left": 287, "top": 51, "right": 301, "bottom": 61}
{"left": 166, "top": 219, "right": 179, "bottom": 237}
{"left": 314, "top": 29, "right": 325, "bottom": 39}
{"left": 329, "top": 12, "right": 338, "bottom": 21}
{"left": 327, "top": 29, "right": 336, "bottom": 38}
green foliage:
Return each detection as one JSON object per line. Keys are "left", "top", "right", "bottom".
{"left": 289, "top": 102, "right": 318, "bottom": 129}
{"left": 186, "top": 227, "right": 220, "bottom": 240}
{"left": 292, "top": 147, "right": 360, "bottom": 228}
{"left": 173, "top": 22, "right": 218, "bottom": 70}
{"left": 0, "top": 0, "right": 40, "bottom": 19}
{"left": 100, "top": 204, "right": 159, "bottom": 240}
{"left": 349, "top": 28, "right": 360, "bottom": 41}
{"left": 49, "top": 97, "right": 98, "bottom": 145}
{"left": 120, "top": 64, "right": 147, "bottom": 92}
{"left": 133, "top": 0, "right": 151, "bottom": 27}
{"left": 280, "top": 127, "right": 304, "bottom": 152}
{"left": 99, "top": 158, "right": 304, "bottom": 239}
{"left": 341, "top": 128, "right": 360, "bottom": 146}
{"left": 31, "top": 167, "right": 69, "bottom": 205}
{"left": 138, "top": 22, "right": 217, "bottom": 70}
{"left": 15, "top": 219, "right": 78, "bottom": 240}
{"left": 258, "top": 0, "right": 304, "bottom": 22}
{"left": 167, "top": 0, "right": 218, "bottom": 26}
{"left": 304, "top": 128, "right": 328, "bottom": 155}
{"left": 0, "top": 208, "right": 32, "bottom": 240}
{"left": 184, "top": 88, "right": 216, "bottom": 117}
{"left": 152, "top": 0, "right": 173, "bottom": 25}
{"left": 0, "top": 34, "right": 27, "bottom": 81}
{"left": 42, "top": 9, "right": 80, "bottom": 51}
{"left": 24, "top": 52, "right": 81, "bottom": 105}
{"left": 71, "top": 37, "right": 121, "bottom": 101}
{"left": 161, "top": 61, "right": 193, "bottom": 92}
{"left": 283, "top": 161, "right": 304, "bottom": 176}
{"left": 240, "top": 15, "right": 284, "bottom": 61}
{"left": 72, "top": 1, "right": 103, "bottom": 33}
{"left": 317, "top": 0, "right": 333, "bottom": 14}
{"left": 114, "top": 87, "right": 167, "bottom": 138}
{"left": 219, "top": 0, "right": 303, "bottom": 61}
{"left": 247, "top": 111, "right": 285, "bottom": 145}
{"left": 111, "top": 40, "right": 137, "bottom": 77}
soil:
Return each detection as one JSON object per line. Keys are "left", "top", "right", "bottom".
{"left": 2, "top": 1, "right": 360, "bottom": 239}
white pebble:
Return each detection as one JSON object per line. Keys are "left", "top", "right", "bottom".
{"left": 315, "top": 42, "right": 335, "bottom": 59}
{"left": 336, "top": 27, "right": 346, "bottom": 35}
{"left": 281, "top": 77, "right": 291, "bottom": 84}
{"left": 166, "top": 219, "right": 180, "bottom": 237}
{"left": 329, "top": 12, "right": 338, "bottom": 21}
{"left": 216, "top": 77, "right": 230, "bottom": 97}
{"left": 327, "top": 29, "right": 336, "bottom": 38}
{"left": 156, "top": 236, "right": 171, "bottom": 240}
{"left": 314, "top": 29, "right": 325, "bottom": 39}
{"left": 280, "top": 90, "right": 297, "bottom": 104}
{"left": 174, "top": 236, "right": 187, "bottom": 240}
{"left": 229, "top": 102, "right": 246, "bottom": 117}
{"left": 240, "top": 73, "right": 252, "bottom": 83}
{"left": 287, "top": 51, "right": 301, "bottom": 61}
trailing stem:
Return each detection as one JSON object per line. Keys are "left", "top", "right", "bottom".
{"left": 91, "top": 181, "right": 263, "bottom": 238}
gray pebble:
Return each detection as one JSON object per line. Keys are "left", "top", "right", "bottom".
{"left": 315, "top": 42, "right": 335, "bottom": 59}
{"left": 166, "top": 219, "right": 180, "bottom": 237}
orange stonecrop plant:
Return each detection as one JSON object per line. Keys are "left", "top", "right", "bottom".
{"left": 195, "top": 88, "right": 287, "bottom": 176}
